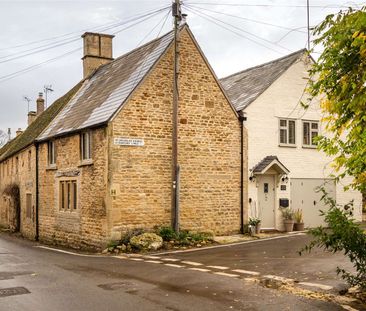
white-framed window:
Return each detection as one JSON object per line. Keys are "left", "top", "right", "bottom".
{"left": 80, "top": 131, "right": 91, "bottom": 161}
{"left": 48, "top": 140, "right": 56, "bottom": 165}
{"left": 303, "top": 121, "right": 319, "bottom": 147}
{"left": 279, "top": 119, "right": 296, "bottom": 146}
{"left": 59, "top": 180, "right": 77, "bottom": 211}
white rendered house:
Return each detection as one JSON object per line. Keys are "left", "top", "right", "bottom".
{"left": 221, "top": 49, "right": 362, "bottom": 230}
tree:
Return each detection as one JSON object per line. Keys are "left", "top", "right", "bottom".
{"left": 302, "top": 6, "right": 366, "bottom": 291}
{"left": 308, "top": 6, "right": 366, "bottom": 192}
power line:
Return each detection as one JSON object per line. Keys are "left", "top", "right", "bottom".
{"left": 187, "top": 4, "right": 307, "bottom": 33}
{"left": 0, "top": 5, "right": 170, "bottom": 52}
{"left": 0, "top": 48, "right": 82, "bottom": 83}
{"left": 185, "top": 2, "right": 363, "bottom": 8}
{"left": 184, "top": 5, "right": 290, "bottom": 53}
{"left": 0, "top": 6, "right": 170, "bottom": 64}
{"left": 112, "top": 7, "right": 170, "bottom": 35}
{"left": 0, "top": 7, "right": 171, "bottom": 83}
{"left": 136, "top": 9, "right": 171, "bottom": 47}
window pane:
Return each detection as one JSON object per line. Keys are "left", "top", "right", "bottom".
{"left": 67, "top": 182, "right": 71, "bottom": 209}
{"left": 303, "top": 122, "right": 310, "bottom": 145}
{"left": 288, "top": 121, "right": 296, "bottom": 144}
{"left": 73, "top": 182, "right": 77, "bottom": 209}
{"left": 280, "top": 120, "right": 287, "bottom": 127}
{"left": 280, "top": 129, "right": 287, "bottom": 144}
{"left": 61, "top": 182, "right": 65, "bottom": 210}
{"left": 311, "top": 131, "right": 318, "bottom": 145}
{"left": 311, "top": 122, "right": 318, "bottom": 130}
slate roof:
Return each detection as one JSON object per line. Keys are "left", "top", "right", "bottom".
{"left": 252, "top": 155, "right": 289, "bottom": 174}
{"left": 0, "top": 82, "right": 82, "bottom": 162}
{"left": 38, "top": 29, "right": 175, "bottom": 141}
{"left": 220, "top": 49, "right": 307, "bottom": 112}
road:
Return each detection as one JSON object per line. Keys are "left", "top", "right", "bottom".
{"left": 157, "top": 233, "right": 354, "bottom": 290}
{"left": 0, "top": 232, "right": 351, "bottom": 311}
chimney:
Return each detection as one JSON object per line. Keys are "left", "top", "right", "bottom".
{"left": 16, "top": 128, "right": 23, "bottom": 137}
{"left": 37, "top": 92, "right": 45, "bottom": 115}
{"left": 7, "top": 128, "right": 11, "bottom": 140}
{"left": 82, "top": 32, "right": 114, "bottom": 78}
{"left": 28, "top": 111, "right": 37, "bottom": 126}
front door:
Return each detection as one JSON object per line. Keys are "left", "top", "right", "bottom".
{"left": 258, "top": 175, "right": 275, "bottom": 228}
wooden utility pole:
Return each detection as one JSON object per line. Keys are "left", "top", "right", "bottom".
{"left": 172, "top": 0, "right": 182, "bottom": 233}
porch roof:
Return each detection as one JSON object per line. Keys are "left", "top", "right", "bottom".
{"left": 251, "top": 155, "right": 290, "bottom": 175}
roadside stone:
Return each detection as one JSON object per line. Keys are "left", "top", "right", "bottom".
{"left": 102, "top": 248, "right": 109, "bottom": 254}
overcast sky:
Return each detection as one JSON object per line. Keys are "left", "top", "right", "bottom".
{"left": 0, "top": 0, "right": 362, "bottom": 137}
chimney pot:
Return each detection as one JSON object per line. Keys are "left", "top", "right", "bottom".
{"left": 82, "top": 32, "right": 114, "bottom": 78}
{"left": 36, "top": 92, "right": 45, "bottom": 115}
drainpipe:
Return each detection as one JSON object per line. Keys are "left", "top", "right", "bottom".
{"left": 238, "top": 111, "right": 246, "bottom": 234}
{"left": 35, "top": 143, "right": 39, "bottom": 241}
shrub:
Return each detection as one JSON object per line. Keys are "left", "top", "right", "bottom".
{"left": 120, "top": 228, "right": 144, "bottom": 245}
{"left": 249, "top": 217, "right": 261, "bottom": 226}
{"left": 157, "top": 226, "right": 177, "bottom": 241}
{"left": 300, "top": 188, "right": 366, "bottom": 289}
{"left": 130, "top": 233, "right": 163, "bottom": 251}
{"left": 294, "top": 209, "right": 303, "bottom": 223}
{"left": 281, "top": 208, "right": 294, "bottom": 220}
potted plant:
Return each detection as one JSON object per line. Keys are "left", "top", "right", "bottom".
{"left": 281, "top": 208, "right": 294, "bottom": 232}
{"left": 249, "top": 217, "right": 261, "bottom": 235}
{"left": 294, "top": 209, "right": 304, "bottom": 231}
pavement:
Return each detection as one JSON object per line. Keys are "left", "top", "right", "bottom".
{"left": 0, "top": 232, "right": 361, "bottom": 311}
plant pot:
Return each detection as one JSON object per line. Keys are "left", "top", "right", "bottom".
{"left": 283, "top": 219, "right": 294, "bottom": 232}
{"left": 249, "top": 225, "right": 256, "bottom": 236}
{"left": 294, "top": 222, "right": 304, "bottom": 231}
{"left": 255, "top": 223, "right": 261, "bottom": 234}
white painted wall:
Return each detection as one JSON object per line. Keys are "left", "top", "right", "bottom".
{"left": 244, "top": 55, "right": 362, "bottom": 229}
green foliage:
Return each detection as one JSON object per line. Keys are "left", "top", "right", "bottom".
{"left": 107, "top": 240, "right": 119, "bottom": 249}
{"left": 157, "top": 226, "right": 177, "bottom": 241}
{"left": 130, "top": 233, "right": 163, "bottom": 251}
{"left": 120, "top": 228, "right": 144, "bottom": 245}
{"left": 281, "top": 208, "right": 294, "bottom": 220}
{"left": 300, "top": 188, "right": 366, "bottom": 289}
{"left": 248, "top": 217, "right": 261, "bottom": 226}
{"left": 308, "top": 6, "right": 366, "bottom": 192}
{"left": 155, "top": 226, "right": 213, "bottom": 247}
{"left": 294, "top": 209, "right": 304, "bottom": 223}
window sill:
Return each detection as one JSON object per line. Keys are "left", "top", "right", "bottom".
{"left": 58, "top": 209, "right": 79, "bottom": 215}
{"left": 46, "top": 164, "right": 57, "bottom": 171}
{"left": 278, "top": 144, "right": 297, "bottom": 148}
{"left": 78, "top": 159, "right": 93, "bottom": 167}
{"left": 302, "top": 145, "right": 317, "bottom": 149}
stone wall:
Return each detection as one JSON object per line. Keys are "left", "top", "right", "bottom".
{"left": 38, "top": 127, "right": 108, "bottom": 249}
{"left": 0, "top": 145, "right": 36, "bottom": 239}
{"left": 108, "top": 28, "right": 243, "bottom": 237}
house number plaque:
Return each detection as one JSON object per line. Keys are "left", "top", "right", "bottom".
{"left": 114, "top": 138, "right": 144, "bottom": 146}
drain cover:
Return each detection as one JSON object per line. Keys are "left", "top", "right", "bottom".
{"left": 0, "top": 287, "right": 30, "bottom": 298}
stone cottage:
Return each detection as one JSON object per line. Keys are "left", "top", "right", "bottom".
{"left": 0, "top": 24, "right": 247, "bottom": 249}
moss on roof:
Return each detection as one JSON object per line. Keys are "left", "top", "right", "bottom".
{"left": 0, "top": 81, "right": 83, "bottom": 162}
